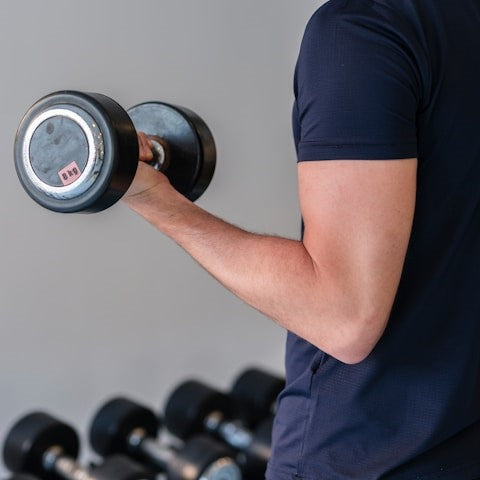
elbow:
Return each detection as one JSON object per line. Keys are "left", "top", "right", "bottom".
{"left": 336, "top": 347, "right": 373, "bottom": 366}
{"left": 315, "top": 313, "right": 387, "bottom": 365}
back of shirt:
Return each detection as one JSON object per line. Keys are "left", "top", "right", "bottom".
{"left": 268, "top": 1, "right": 480, "bottom": 479}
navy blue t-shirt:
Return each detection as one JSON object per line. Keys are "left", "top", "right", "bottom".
{"left": 267, "top": 1, "right": 480, "bottom": 479}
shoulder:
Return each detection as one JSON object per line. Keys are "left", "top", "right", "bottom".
{"left": 302, "top": 0, "right": 345, "bottom": 38}
{"left": 299, "top": 0, "right": 427, "bottom": 85}
{"left": 304, "top": 0, "right": 419, "bottom": 39}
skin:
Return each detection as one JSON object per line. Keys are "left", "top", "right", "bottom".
{"left": 125, "top": 132, "right": 417, "bottom": 364}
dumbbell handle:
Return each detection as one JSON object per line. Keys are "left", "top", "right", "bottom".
{"left": 146, "top": 135, "right": 170, "bottom": 173}
{"left": 43, "top": 447, "right": 96, "bottom": 480}
{"left": 128, "top": 428, "right": 176, "bottom": 470}
{"left": 204, "top": 412, "right": 253, "bottom": 450}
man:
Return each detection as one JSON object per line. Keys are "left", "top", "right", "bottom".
{"left": 124, "top": 0, "right": 480, "bottom": 478}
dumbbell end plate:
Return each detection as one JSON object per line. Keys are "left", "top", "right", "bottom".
{"left": 15, "top": 91, "right": 138, "bottom": 213}
{"left": 2, "top": 412, "right": 79, "bottom": 477}
{"left": 127, "top": 102, "right": 216, "bottom": 202}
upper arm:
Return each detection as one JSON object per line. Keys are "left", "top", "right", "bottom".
{"left": 293, "top": 2, "right": 424, "bottom": 362}
{"left": 299, "top": 159, "right": 417, "bottom": 362}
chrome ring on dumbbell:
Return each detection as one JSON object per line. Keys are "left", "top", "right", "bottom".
{"left": 21, "top": 107, "right": 104, "bottom": 200}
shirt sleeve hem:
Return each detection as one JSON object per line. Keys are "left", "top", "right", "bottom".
{"left": 297, "top": 142, "right": 418, "bottom": 161}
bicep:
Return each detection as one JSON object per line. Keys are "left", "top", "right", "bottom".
{"left": 299, "top": 159, "right": 417, "bottom": 347}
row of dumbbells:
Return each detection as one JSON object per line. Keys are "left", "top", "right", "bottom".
{"left": 2, "top": 368, "right": 284, "bottom": 480}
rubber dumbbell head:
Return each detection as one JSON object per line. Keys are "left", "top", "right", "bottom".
{"left": 15, "top": 91, "right": 216, "bottom": 213}
{"left": 230, "top": 368, "right": 284, "bottom": 426}
{"left": 127, "top": 102, "right": 216, "bottom": 202}
{"left": 164, "top": 380, "right": 231, "bottom": 440}
{"left": 89, "top": 397, "right": 160, "bottom": 459}
{"left": 2, "top": 412, "right": 79, "bottom": 480}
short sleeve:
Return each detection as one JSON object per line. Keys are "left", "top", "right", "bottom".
{"left": 295, "top": 0, "right": 424, "bottom": 161}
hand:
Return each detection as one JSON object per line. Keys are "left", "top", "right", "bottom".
{"left": 123, "top": 132, "right": 172, "bottom": 201}
{"left": 138, "top": 130, "right": 154, "bottom": 163}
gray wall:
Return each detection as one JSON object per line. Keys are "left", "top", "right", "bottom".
{"left": 0, "top": 0, "right": 321, "bottom": 473}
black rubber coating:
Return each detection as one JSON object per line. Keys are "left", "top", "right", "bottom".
{"left": 15, "top": 91, "right": 139, "bottom": 213}
{"left": 91, "top": 454, "right": 156, "bottom": 480}
{"left": 230, "top": 368, "right": 285, "bottom": 427}
{"left": 127, "top": 102, "right": 216, "bottom": 202}
{"left": 2, "top": 412, "right": 80, "bottom": 478}
{"left": 167, "top": 435, "right": 234, "bottom": 480}
{"left": 4, "top": 475, "right": 42, "bottom": 480}
{"left": 89, "top": 397, "right": 161, "bottom": 458}
{"left": 164, "top": 380, "right": 231, "bottom": 440}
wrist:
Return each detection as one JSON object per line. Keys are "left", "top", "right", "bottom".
{"left": 123, "top": 181, "right": 165, "bottom": 207}
{"left": 124, "top": 183, "right": 191, "bottom": 232}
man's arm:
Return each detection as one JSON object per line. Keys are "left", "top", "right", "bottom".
{"left": 124, "top": 155, "right": 417, "bottom": 364}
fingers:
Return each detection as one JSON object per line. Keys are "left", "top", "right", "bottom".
{"left": 138, "top": 132, "right": 154, "bottom": 162}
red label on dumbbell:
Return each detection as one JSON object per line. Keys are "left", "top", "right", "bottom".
{"left": 58, "top": 161, "right": 82, "bottom": 186}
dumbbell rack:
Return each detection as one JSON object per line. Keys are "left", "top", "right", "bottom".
{"left": 1, "top": 367, "right": 284, "bottom": 480}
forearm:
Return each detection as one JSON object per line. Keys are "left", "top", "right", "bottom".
{"left": 125, "top": 185, "right": 359, "bottom": 360}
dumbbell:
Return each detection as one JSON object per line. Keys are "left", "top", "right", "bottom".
{"left": 14, "top": 91, "right": 216, "bottom": 213}
{"left": 164, "top": 380, "right": 274, "bottom": 479}
{"left": 88, "top": 396, "right": 242, "bottom": 480}
{"left": 229, "top": 368, "right": 284, "bottom": 427}
{"left": 2, "top": 412, "right": 155, "bottom": 480}
{"left": 4, "top": 476, "right": 42, "bottom": 480}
